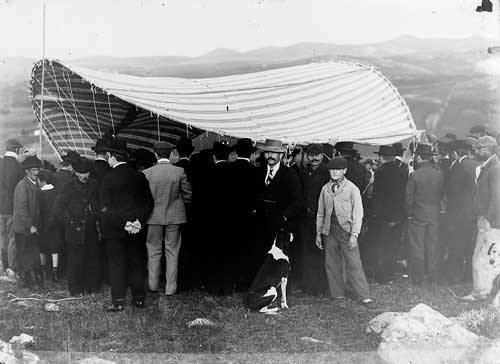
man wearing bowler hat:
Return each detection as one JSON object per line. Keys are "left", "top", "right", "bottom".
{"left": 90, "top": 138, "right": 112, "bottom": 185}
{"left": 254, "top": 139, "right": 303, "bottom": 277}
{"left": 99, "top": 138, "right": 154, "bottom": 311}
{"left": 229, "top": 138, "right": 259, "bottom": 290}
{"left": 0, "top": 138, "right": 25, "bottom": 273}
{"left": 143, "top": 141, "right": 192, "bottom": 296}
{"left": 370, "top": 145, "right": 408, "bottom": 283}
{"left": 334, "top": 142, "right": 370, "bottom": 193}
{"left": 12, "top": 155, "right": 43, "bottom": 286}
{"left": 405, "top": 144, "right": 444, "bottom": 285}
{"left": 53, "top": 150, "right": 80, "bottom": 188}
{"left": 297, "top": 143, "right": 330, "bottom": 295}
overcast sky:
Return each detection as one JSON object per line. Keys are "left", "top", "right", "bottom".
{"left": 0, "top": 0, "right": 499, "bottom": 59}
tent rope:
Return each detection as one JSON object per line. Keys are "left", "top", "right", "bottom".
{"left": 107, "top": 93, "right": 116, "bottom": 136}
{"left": 91, "top": 86, "right": 102, "bottom": 137}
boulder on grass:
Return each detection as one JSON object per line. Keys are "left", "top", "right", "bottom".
{"left": 366, "top": 312, "right": 403, "bottom": 334}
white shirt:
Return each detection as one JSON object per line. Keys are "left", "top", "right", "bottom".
{"left": 95, "top": 156, "right": 107, "bottom": 162}
{"left": 4, "top": 151, "right": 18, "bottom": 158}
{"left": 113, "top": 161, "right": 127, "bottom": 169}
{"left": 475, "top": 155, "right": 496, "bottom": 183}
{"left": 237, "top": 157, "right": 250, "bottom": 162}
{"left": 41, "top": 184, "right": 54, "bottom": 191}
{"left": 157, "top": 158, "right": 169, "bottom": 163}
{"left": 265, "top": 162, "right": 281, "bottom": 183}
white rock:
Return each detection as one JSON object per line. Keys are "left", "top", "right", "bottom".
{"left": 366, "top": 312, "right": 403, "bottom": 334}
{"left": 187, "top": 318, "right": 216, "bottom": 327}
{"left": 44, "top": 303, "right": 60, "bottom": 312}
{"left": 79, "top": 357, "right": 117, "bottom": 364}
{"left": 0, "top": 338, "right": 39, "bottom": 364}
{"left": 9, "top": 333, "right": 34, "bottom": 346}
{"left": 473, "top": 340, "right": 500, "bottom": 364}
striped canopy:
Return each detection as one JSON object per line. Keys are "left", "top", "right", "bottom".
{"left": 30, "top": 59, "right": 418, "bottom": 157}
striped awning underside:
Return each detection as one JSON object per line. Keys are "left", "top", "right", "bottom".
{"left": 30, "top": 59, "right": 418, "bottom": 157}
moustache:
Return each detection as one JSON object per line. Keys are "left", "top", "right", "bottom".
{"left": 266, "top": 157, "right": 276, "bottom": 161}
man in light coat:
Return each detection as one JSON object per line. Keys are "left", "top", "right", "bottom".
{"left": 143, "top": 141, "right": 192, "bottom": 295}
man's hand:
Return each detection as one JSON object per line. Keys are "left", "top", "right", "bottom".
{"left": 348, "top": 235, "right": 358, "bottom": 250}
{"left": 315, "top": 234, "right": 323, "bottom": 250}
{"left": 124, "top": 219, "right": 142, "bottom": 234}
{"left": 30, "top": 226, "right": 38, "bottom": 234}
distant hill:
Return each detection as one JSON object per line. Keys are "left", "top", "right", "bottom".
{"left": 1, "top": 35, "right": 499, "bottom": 148}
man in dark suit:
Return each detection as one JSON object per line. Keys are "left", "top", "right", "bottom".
{"left": 90, "top": 138, "right": 112, "bottom": 185}
{"left": 0, "top": 138, "right": 25, "bottom": 273}
{"left": 370, "top": 145, "right": 408, "bottom": 283}
{"left": 53, "top": 150, "right": 80, "bottom": 188}
{"left": 444, "top": 140, "right": 478, "bottom": 283}
{"left": 335, "top": 142, "right": 370, "bottom": 193}
{"left": 254, "top": 139, "right": 303, "bottom": 278}
{"left": 99, "top": 138, "right": 154, "bottom": 311}
{"left": 405, "top": 144, "right": 444, "bottom": 285}
{"left": 298, "top": 143, "right": 330, "bottom": 295}
{"left": 228, "top": 138, "right": 259, "bottom": 291}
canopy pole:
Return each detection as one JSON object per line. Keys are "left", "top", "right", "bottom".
{"left": 39, "top": 1, "right": 46, "bottom": 158}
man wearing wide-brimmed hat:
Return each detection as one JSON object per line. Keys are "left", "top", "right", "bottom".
{"left": 253, "top": 139, "right": 303, "bottom": 276}
{"left": 405, "top": 144, "right": 444, "bottom": 285}
{"left": 369, "top": 145, "right": 408, "bottom": 283}
{"left": 12, "top": 155, "right": 43, "bottom": 286}
{"left": 296, "top": 143, "right": 330, "bottom": 296}
{"left": 99, "top": 137, "right": 154, "bottom": 311}
{"left": 0, "top": 138, "right": 25, "bottom": 273}
{"left": 143, "top": 141, "right": 192, "bottom": 296}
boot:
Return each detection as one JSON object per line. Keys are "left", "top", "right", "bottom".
{"left": 20, "top": 271, "right": 33, "bottom": 287}
{"left": 51, "top": 267, "right": 59, "bottom": 282}
{"left": 32, "top": 269, "right": 44, "bottom": 288}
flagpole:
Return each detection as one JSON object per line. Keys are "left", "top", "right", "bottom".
{"left": 39, "top": 1, "right": 46, "bottom": 158}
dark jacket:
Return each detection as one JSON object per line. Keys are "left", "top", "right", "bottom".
{"left": 53, "top": 169, "right": 74, "bottom": 189}
{"left": 0, "top": 155, "right": 25, "bottom": 215}
{"left": 175, "top": 158, "right": 193, "bottom": 184}
{"left": 445, "top": 156, "right": 477, "bottom": 220}
{"left": 346, "top": 157, "right": 370, "bottom": 193}
{"left": 90, "top": 159, "right": 112, "bottom": 186}
{"left": 474, "top": 155, "right": 500, "bottom": 228}
{"left": 299, "top": 163, "right": 330, "bottom": 218}
{"left": 54, "top": 178, "right": 100, "bottom": 245}
{"left": 12, "top": 176, "right": 40, "bottom": 234}
{"left": 208, "top": 161, "right": 233, "bottom": 221}
{"left": 100, "top": 163, "right": 154, "bottom": 239}
{"left": 229, "top": 158, "right": 259, "bottom": 218}
{"left": 373, "top": 160, "right": 408, "bottom": 221}
{"left": 257, "top": 163, "right": 304, "bottom": 232}
{"left": 405, "top": 162, "right": 444, "bottom": 223}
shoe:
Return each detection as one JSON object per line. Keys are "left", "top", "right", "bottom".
{"left": 332, "top": 296, "right": 347, "bottom": 307}
{"left": 132, "top": 299, "right": 145, "bottom": 308}
{"left": 105, "top": 303, "right": 125, "bottom": 312}
{"left": 360, "top": 299, "right": 377, "bottom": 309}
{"left": 51, "top": 268, "right": 59, "bottom": 282}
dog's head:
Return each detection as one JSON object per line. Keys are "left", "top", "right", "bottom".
{"left": 488, "top": 243, "right": 500, "bottom": 266}
{"left": 274, "top": 229, "right": 293, "bottom": 253}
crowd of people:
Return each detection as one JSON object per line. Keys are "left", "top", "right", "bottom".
{"left": 0, "top": 123, "right": 499, "bottom": 311}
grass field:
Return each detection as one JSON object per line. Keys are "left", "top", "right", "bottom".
{"left": 0, "top": 277, "right": 488, "bottom": 357}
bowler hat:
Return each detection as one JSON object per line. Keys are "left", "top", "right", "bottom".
{"left": 234, "top": 138, "right": 257, "bottom": 155}
{"left": 21, "top": 155, "right": 42, "bottom": 169}
{"left": 72, "top": 157, "right": 93, "bottom": 173}
{"left": 304, "top": 143, "right": 323, "bottom": 156}
{"left": 374, "top": 145, "right": 395, "bottom": 156}
{"left": 334, "top": 141, "right": 354, "bottom": 151}
{"left": 99, "top": 137, "right": 130, "bottom": 156}
{"left": 414, "top": 144, "right": 436, "bottom": 156}
{"left": 91, "top": 137, "right": 111, "bottom": 153}
{"left": 326, "top": 157, "right": 348, "bottom": 170}
{"left": 61, "top": 150, "right": 81, "bottom": 164}
{"left": 130, "top": 148, "right": 157, "bottom": 168}
{"left": 259, "top": 139, "right": 286, "bottom": 153}
{"left": 176, "top": 137, "right": 194, "bottom": 155}
{"left": 392, "top": 142, "right": 405, "bottom": 156}
{"left": 5, "top": 138, "right": 23, "bottom": 149}
{"left": 153, "top": 141, "right": 171, "bottom": 151}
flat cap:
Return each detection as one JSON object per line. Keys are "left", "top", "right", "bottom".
{"left": 5, "top": 138, "right": 23, "bottom": 149}
{"left": 326, "top": 157, "right": 348, "bottom": 170}
{"left": 153, "top": 141, "right": 171, "bottom": 151}
{"left": 21, "top": 155, "right": 42, "bottom": 169}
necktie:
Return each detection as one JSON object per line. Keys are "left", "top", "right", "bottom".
{"left": 266, "top": 169, "right": 274, "bottom": 185}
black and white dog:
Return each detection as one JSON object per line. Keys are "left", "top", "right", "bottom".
{"left": 244, "top": 230, "right": 292, "bottom": 314}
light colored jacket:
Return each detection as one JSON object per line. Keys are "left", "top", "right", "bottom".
{"left": 316, "top": 178, "right": 363, "bottom": 236}
{"left": 143, "top": 161, "right": 192, "bottom": 225}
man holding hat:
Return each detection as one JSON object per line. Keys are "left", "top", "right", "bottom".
{"left": 99, "top": 138, "right": 154, "bottom": 311}
{"left": 53, "top": 157, "right": 102, "bottom": 295}
{"left": 143, "top": 141, "right": 192, "bottom": 296}
{"left": 12, "top": 155, "right": 43, "bottom": 286}
{"left": 297, "top": 143, "right": 330, "bottom": 295}
{"left": 461, "top": 136, "right": 500, "bottom": 301}
{"left": 228, "top": 138, "right": 259, "bottom": 291}
{"left": 443, "top": 139, "right": 478, "bottom": 283}
{"left": 254, "top": 139, "right": 303, "bottom": 277}
{"left": 405, "top": 144, "right": 444, "bottom": 285}
{"left": 370, "top": 145, "right": 408, "bottom": 283}
{"left": 316, "top": 157, "right": 374, "bottom": 307}
{"left": 0, "top": 138, "right": 24, "bottom": 273}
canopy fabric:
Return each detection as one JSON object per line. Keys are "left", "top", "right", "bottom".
{"left": 30, "top": 59, "right": 418, "bottom": 157}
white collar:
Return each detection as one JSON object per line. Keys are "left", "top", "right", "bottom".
{"left": 395, "top": 156, "right": 402, "bottom": 161}
{"left": 237, "top": 157, "right": 250, "bottom": 162}
{"left": 4, "top": 151, "right": 18, "bottom": 158}
{"left": 267, "top": 162, "right": 281, "bottom": 174}
{"left": 41, "top": 184, "right": 54, "bottom": 191}
{"left": 215, "top": 160, "right": 226, "bottom": 164}
{"left": 481, "top": 155, "right": 496, "bottom": 168}
{"left": 113, "top": 161, "right": 127, "bottom": 168}
{"left": 95, "top": 157, "right": 107, "bottom": 162}
{"left": 459, "top": 155, "right": 468, "bottom": 163}
{"left": 157, "top": 158, "right": 169, "bottom": 163}
{"left": 179, "top": 157, "right": 190, "bottom": 161}
{"left": 27, "top": 176, "right": 37, "bottom": 185}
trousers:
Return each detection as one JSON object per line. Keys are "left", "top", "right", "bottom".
{"left": 146, "top": 224, "right": 181, "bottom": 295}
{"left": 66, "top": 238, "right": 101, "bottom": 295}
{"left": 0, "top": 215, "right": 16, "bottom": 271}
{"left": 407, "top": 219, "right": 440, "bottom": 284}
{"left": 323, "top": 231, "right": 370, "bottom": 300}
{"left": 105, "top": 235, "right": 146, "bottom": 305}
